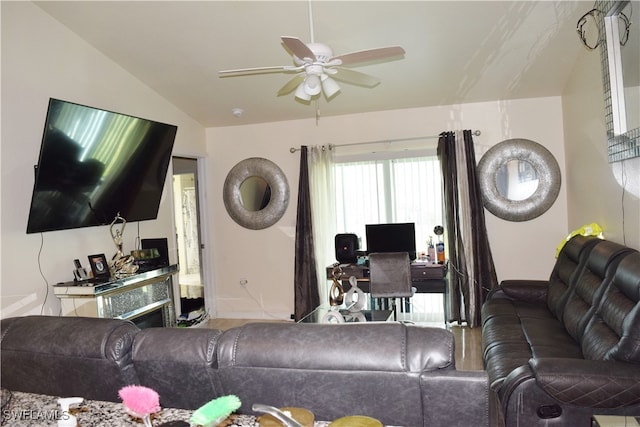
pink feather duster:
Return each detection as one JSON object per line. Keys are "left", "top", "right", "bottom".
{"left": 119, "top": 385, "right": 161, "bottom": 422}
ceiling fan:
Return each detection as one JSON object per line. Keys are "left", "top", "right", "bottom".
{"left": 218, "top": 3, "right": 406, "bottom": 103}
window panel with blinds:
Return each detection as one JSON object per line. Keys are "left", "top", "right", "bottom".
{"left": 334, "top": 156, "right": 443, "bottom": 255}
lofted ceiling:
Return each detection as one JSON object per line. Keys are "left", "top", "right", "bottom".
{"left": 35, "top": 1, "right": 590, "bottom": 127}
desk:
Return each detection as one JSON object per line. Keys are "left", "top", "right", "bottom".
{"left": 327, "top": 261, "right": 448, "bottom": 318}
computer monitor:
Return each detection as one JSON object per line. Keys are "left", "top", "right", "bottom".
{"left": 365, "top": 222, "right": 417, "bottom": 261}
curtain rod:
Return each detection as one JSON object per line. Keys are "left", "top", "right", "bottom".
{"left": 289, "top": 130, "right": 481, "bottom": 153}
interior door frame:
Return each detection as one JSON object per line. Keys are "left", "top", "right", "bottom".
{"left": 169, "top": 155, "right": 215, "bottom": 318}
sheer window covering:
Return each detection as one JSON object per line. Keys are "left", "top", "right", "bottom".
{"left": 307, "top": 146, "right": 337, "bottom": 306}
{"left": 334, "top": 156, "right": 443, "bottom": 253}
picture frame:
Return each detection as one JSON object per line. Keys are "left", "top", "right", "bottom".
{"left": 88, "top": 254, "right": 110, "bottom": 278}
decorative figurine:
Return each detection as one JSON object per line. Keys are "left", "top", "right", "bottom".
{"left": 109, "top": 213, "right": 138, "bottom": 277}
{"left": 329, "top": 265, "right": 345, "bottom": 306}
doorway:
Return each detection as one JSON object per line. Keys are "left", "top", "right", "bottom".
{"left": 172, "top": 157, "right": 205, "bottom": 318}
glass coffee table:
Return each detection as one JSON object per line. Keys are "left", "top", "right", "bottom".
{"left": 298, "top": 304, "right": 393, "bottom": 323}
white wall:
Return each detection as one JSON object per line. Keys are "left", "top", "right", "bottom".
{"left": 562, "top": 45, "right": 640, "bottom": 249}
{"left": 207, "top": 97, "right": 568, "bottom": 319}
{"left": 0, "top": 2, "right": 206, "bottom": 318}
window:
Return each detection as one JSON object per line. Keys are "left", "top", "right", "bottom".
{"left": 334, "top": 155, "right": 443, "bottom": 256}
{"left": 332, "top": 153, "right": 445, "bottom": 321}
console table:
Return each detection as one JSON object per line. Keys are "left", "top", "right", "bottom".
{"left": 53, "top": 265, "right": 178, "bottom": 328}
{"left": 326, "top": 261, "right": 448, "bottom": 318}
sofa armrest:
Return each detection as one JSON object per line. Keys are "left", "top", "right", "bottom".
{"left": 530, "top": 357, "right": 640, "bottom": 408}
{"left": 0, "top": 315, "right": 139, "bottom": 402}
{"left": 499, "top": 280, "right": 549, "bottom": 304}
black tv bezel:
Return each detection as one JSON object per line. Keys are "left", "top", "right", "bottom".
{"left": 26, "top": 98, "right": 178, "bottom": 234}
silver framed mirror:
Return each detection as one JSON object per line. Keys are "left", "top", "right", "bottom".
{"left": 223, "top": 157, "right": 289, "bottom": 229}
{"left": 596, "top": 0, "right": 640, "bottom": 162}
{"left": 477, "top": 138, "right": 561, "bottom": 222}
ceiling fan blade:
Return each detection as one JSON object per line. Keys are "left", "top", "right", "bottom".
{"left": 281, "top": 36, "right": 316, "bottom": 61}
{"left": 277, "top": 75, "right": 305, "bottom": 96}
{"left": 219, "top": 65, "right": 301, "bottom": 77}
{"left": 332, "top": 46, "right": 405, "bottom": 66}
{"left": 332, "top": 67, "right": 380, "bottom": 87}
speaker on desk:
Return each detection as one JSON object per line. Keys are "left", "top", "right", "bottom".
{"left": 335, "top": 233, "right": 359, "bottom": 263}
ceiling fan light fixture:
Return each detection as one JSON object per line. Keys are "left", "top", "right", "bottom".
{"left": 220, "top": 28, "right": 405, "bottom": 106}
{"left": 294, "top": 81, "right": 312, "bottom": 101}
{"left": 321, "top": 75, "right": 340, "bottom": 98}
{"left": 303, "top": 74, "right": 321, "bottom": 96}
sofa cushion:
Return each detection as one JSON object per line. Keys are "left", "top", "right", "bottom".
{"left": 132, "top": 327, "right": 224, "bottom": 409}
{"left": 218, "top": 322, "right": 454, "bottom": 372}
{"left": 582, "top": 251, "right": 640, "bottom": 362}
{"left": 546, "top": 235, "right": 601, "bottom": 319}
{"left": 560, "top": 240, "right": 632, "bottom": 341}
{"left": 482, "top": 318, "right": 528, "bottom": 356}
{"left": 519, "top": 317, "right": 580, "bottom": 354}
{"left": 215, "top": 322, "right": 454, "bottom": 427}
{"left": 0, "top": 315, "right": 138, "bottom": 402}
{"left": 480, "top": 235, "right": 599, "bottom": 326}
{"left": 481, "top": 288, "right": 552, "bottom": 326}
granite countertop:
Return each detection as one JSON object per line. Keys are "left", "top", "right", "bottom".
{"left": 0, "top": 390, "right": 332, "bottom": 427}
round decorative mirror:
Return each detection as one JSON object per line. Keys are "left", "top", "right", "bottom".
{"left": 239, "top": 176, "right": 271, "bottom": 211}
{"left": 223, "top": 158, "right": 289, "bottom": 229}
{"left": 496, "top": 159, "right": 539, "bottom": 201}
{"left": 477, "top": 138, "right": 561, "bottom": 222}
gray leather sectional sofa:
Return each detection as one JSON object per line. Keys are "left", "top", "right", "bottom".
{"left": 482, "top": 235, "right": 640, "bottom": 426}
{"left": 1, "top": 316, "right": 495, "bottom": 426}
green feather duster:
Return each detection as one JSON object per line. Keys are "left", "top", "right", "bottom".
{"left": 190, "top": 395, "right": 241, "bottom": 427}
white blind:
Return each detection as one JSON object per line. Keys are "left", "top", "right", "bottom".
{"left": 334, "top": 155, "right": 443, "bottom": 255}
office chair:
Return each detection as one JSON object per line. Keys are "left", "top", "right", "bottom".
{"left": 368, "top": 252, "right": 414, "bottom": 321}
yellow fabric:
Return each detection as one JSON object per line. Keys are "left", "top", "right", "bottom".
{"left": 556, "top": 223, "right": 604, "bottom": 258}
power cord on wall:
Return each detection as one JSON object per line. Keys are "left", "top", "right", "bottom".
{"left": 37, "top": 232, "right": 50, "bottom": 315}
{"left": 620, "top": 160, "right": 628, "bottom": 246}
{"left": 240, "top": 282, "right": 285, "bottom": 320}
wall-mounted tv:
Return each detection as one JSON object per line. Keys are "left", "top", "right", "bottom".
{"left": 365, "top": 222, "right": 417, "bottom": 261}
{"left": 26, "top": 98, "right": 178, "bottom": 234}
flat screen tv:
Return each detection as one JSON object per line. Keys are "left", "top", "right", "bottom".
{"left": 26, "top": 98, "right": 178, "bottom": 234}
{"left": 365, "top": 222, "right": 417, "bottom": 260}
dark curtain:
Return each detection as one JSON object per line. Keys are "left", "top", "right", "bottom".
{"left": 437, "top": 131, "right": 498, "bottom": 327}
{"left": 462, "top": 130, "right": 499, "bottom": 324}
{"left": 438, "top": 132, "right": 466, "bottom": 324}
{"left": 294, "top": 146, "right": 320, "bottom": 321}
